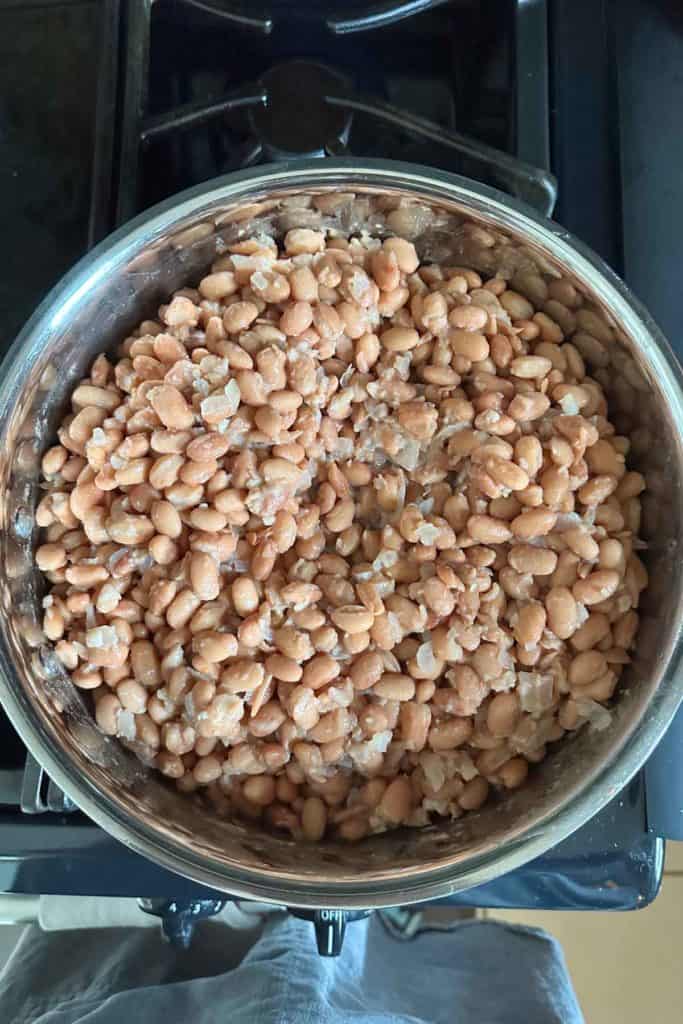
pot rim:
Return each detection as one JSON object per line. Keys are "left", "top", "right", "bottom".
{"left": 1, "top": 158, "right": 682, "bottom": 908}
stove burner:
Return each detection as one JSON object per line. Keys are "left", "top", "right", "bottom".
{"left": 249, "top": 61, "right": 353, "bottom": 158}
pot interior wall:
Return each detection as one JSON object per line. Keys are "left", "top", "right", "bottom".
{"left": 1, "top": 173, "right": 681, "bottom": 902}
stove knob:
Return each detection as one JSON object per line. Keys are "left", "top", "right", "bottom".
{"left": 288, "top": 907, "right": 372, "bottom": 956}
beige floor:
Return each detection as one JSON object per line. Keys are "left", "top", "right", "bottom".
{"left": 488, "top": 841, "right": 683, "bottom": 1022}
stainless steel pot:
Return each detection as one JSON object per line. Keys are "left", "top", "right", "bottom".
{"left": 1, "top": 160, "right": 682, "bottom": 910}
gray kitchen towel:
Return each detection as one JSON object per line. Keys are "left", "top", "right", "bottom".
{"left": 0, "top": 913, "right": 584, "bottom": 1023}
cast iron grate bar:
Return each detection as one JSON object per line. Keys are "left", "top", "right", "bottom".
{"left": 515, "top": 0, "right": 551, "bottom": 172}
{"left": 20, "top": 753, "right": 75, "bottom": 815}
{"left": 325, "top": 91, "right": 557, "bottom": 215}
{"left": 326, "top": 0, "right": 452, "bottom": 35}
{"left": 140, "top": 86, "right": 267, "bottom": 144}
{"left": 181, "top": 0, "right": 273, "bottom": 34}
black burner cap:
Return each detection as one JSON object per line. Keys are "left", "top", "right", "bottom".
{"left": 250, "top": 60, "right": 352, "bottom": 157}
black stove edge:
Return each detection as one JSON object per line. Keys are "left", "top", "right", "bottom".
{"left": 611, "top": 0, "right": 683, "bottom": 841}
{"left": 549, "top": 0, "right": 623, "bottom": 269}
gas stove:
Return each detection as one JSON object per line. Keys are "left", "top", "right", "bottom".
{"left": 1, "top": 0, "right": 681, "bottom": 929}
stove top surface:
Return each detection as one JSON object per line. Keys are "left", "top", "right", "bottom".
{"left": 1, "top": 0, "right": 681, "bottom": 910}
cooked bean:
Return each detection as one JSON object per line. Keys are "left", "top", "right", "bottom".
{"left": 511, "top": 508, "right": 556, "bottom": 540}
{"left": 224, "top": 301, "right": 258, "bottom": 334}
{"left": 563, "top": 527, "right": 600, "bottom": 561}
{"left": 148, "top": 454, "right": 183, "bottom": 491}
{"left": 301, "top": 796, "right": 327, "bottom": 840}
{"left": 545, "top": 587, "right": 578, "bottom": 640}
{"left": 378, "top": 776, "right": 413, "bottom": 824}
{"left": 598, "top": 538, "right": 624, "bottom": 572}
{"left": 36, "top": 214, "right": 644, "bottom": 845}
{"left": 514, "top": 603, "right": 546, "bottom": 647}
{"left": 515, "top": 436, "right": 543, "bottom": 477}
{"left": 285, "top": 228, "right": 324, "bottom": 255}
{"left": 199, "top": 271, "right": 238, "bottom": 300}
{"left": 578, "top": 474, "right": 618, "bottom": 506}
{"left": 325, "top": 498, "right": 355, "bottom": 533}
{"left": 149, "top": 385, "right": 194, "bottom": 430}
{"left": 249, "top": 703, "right": 286, "bottom": 739}
{"left": 450, "top": 330, "right": 490, "bottom": 362}
{"left": 569, "top": 650, "right": 608, "bottom": 687}
{"left": 302, "top": 654, "right": 340, "bottom": 691}
{"left": 280, "top": 301, "right": 313, "bottom": 337}
{"left": 457, "top": 775, "right": 489, "bottom": 810}
{"left": 468, "top": 515, "right": 512, "bottom": 544}
{"left": 198, "top": 695, "right": 242, "bottom": 739}
{"left": 272, "top": 627, "right": 314, "bottom": 662}
{"left": 189, "top": 552, "right": 220, "bottom": 601}
{"left": 131, "top": 640, "right": 161, "bottom": 688}
{"left": 449, "top": 305, "right": 488, "bottom": 331}
{"left": 264, "top": 654, "right": 300, "bottom": 683}
{"left": 487, "top": 692, "right": 520, "bottom": 737}
{"left": 499, "top": 757, "right": 529, "bottom": 789}
{"left": 65, "top": 564, "right": 109, "bottom": 587}
{"left": 166, "top": 589, "right": 201, "bottom": 630}
{"left": 510, "top": 355, "right": 552, "bottom": 379}
{"left": 149, "top": 534, "right": 178, "bottom": 564}
{"left": 374, "top": 673, "right": 415, "bottom": 701}
{"left": 241, "top": 774, "right": 275, "bottom": 808}
{"left": 571, "top": 612, "right": 611, "bottom": 652}
{"left": 232, "top": 577, "right": 259, "bottom": 616}
{"left": 310, "top": 709, "right": 351, "bottom": 744}
{"left": 348, "top": 650, "right": 384, "bottom": 690}
{"left": 573, "top": 570, "right": 620, "bottom": 606}
{"left": 95, "top": 693, "right": 122, "bottom": 735}
{"left": 612, "top": 611, "right": 638, "bottom": 649}
{"left": 400, "top": 702, "right": 431, "bottom": 752}
{"left": 220, "top": 659, "right": 264, "bottom": 692}
{"left": 485, "top": 457, "right": 529, "bottom": 492}
{"left": 72, "top": 384, "right": 120, "bottom": 411}
{"left": 508, "top": 545, "right": 558, "bottom": 576}
{"left": 330, "top": 605, "right": 374, "bottom": 634}
{"left": 194, "top": 631, "right": 238, "bottom": 664}
{"left": 35, "top": 543, "right": 67, "bottom": 572}
{"left": 117, "top": 678, "right": 148, "bottom": 714}
{"left": 428, "top": 718, "right": 473, "bottom": 751}
{"left": 381, "top": 326, "right": 420, "bottom": 352}
{"left": 150, "top": 499, "right": 182, "bottom": 538}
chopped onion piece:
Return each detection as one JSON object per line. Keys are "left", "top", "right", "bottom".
{"left": 444, "top": 629, "right": 463, "bottom": 662}
{"left": 387, "top": 610, "right": 403, "bottom": 643}
{"left": 373, "top": 549, "right": 398, "bottom": 572}
{"left": 576, "top": 603, "right": 590, "bottom": 627}
{"left": 448, "top": 750, "right": 479, "bottom": 782}
{"left": 554, "top": 512, "right": 583, "bottom": 531}
{"left": 117, "top": 710, "right": 136, "bottom": 741}
{"left": 510, "top": 714, "right": 557, "bottom": 755}
{"left": 85, "top": 625, "right": 117, "bottom": 649}
{"left": 392, "top": 437, "right": 421, "bottom": 471}
{"left": 416, "top": 522, "right": 440, "bottom": 545}
{"left": 575, "top": 698, "right": 612, "bottom": 732}
{"left": 421, "top": 751, "right": 446, "bottom": 792}
{"left": 368, "top": 730, "right": 392, "bottom": 754}
{"left": 518, "top": 672, "right": 555, "bottom": 714}
{"left": 491, "top": 670, "right": 516, "bottom": 692}
{"left": 416, "top": 640, "right": 438, "bottom": 674}
{"left": 559, "top": 394, "right": 580, "bottom": 415}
